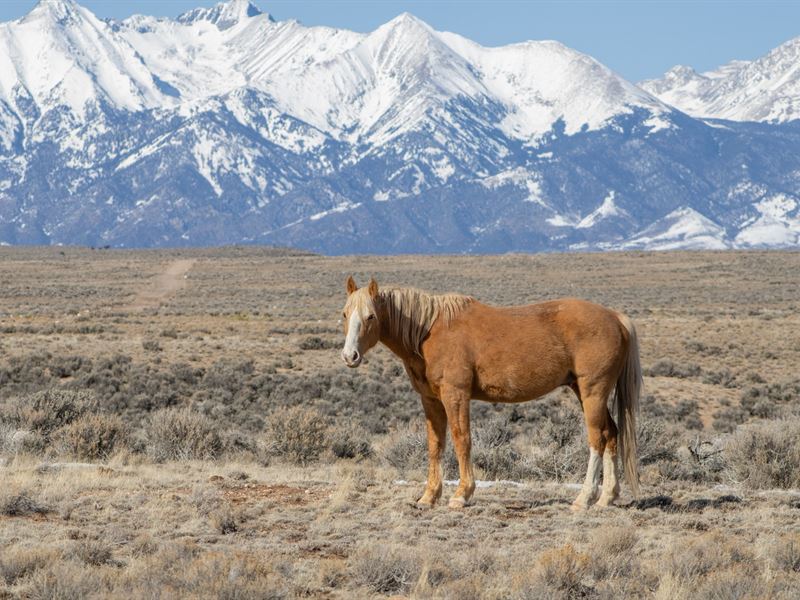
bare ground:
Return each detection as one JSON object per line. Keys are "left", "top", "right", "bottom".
{"left": 1, "top": 248, "right": 799, "bottom": 598}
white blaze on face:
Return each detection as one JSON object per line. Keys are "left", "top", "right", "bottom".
{"left": 342, "top": 310, "right": 362, "bottom": 365}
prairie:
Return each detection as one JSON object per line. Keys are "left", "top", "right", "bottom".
{"left": 1, "top": 247, "right": 799, "bottom": 599}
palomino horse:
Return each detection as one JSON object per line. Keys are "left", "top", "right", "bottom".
{"left": 340, "top": 277, "right": 641, "bottom": 510}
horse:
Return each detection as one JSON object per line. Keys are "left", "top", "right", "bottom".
{"left": 340, "top": 276, "right": 641, "bottom": 510}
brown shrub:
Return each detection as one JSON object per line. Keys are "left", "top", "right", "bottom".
{"left": 329, "top": 422, "right": 372, "bottom": 460}
{"left": 0, "top": 489, "right": 49, "bottom": 517}
{"left": 263, "top": 406, "right": 328, "bottom": 465}
{"left": 55, "top": 413, "right": 127, "bottom": 460}
{"left": 1, "top": 388, "right": 96, "bottom": 439}
{"left": 523, "top": 545, "right": 590, "bottom": 597}
{"left": 348, "top": 542, "right": 421, "bottom": 594}
{"left": 0, "top": 547, "right": 57, "bottom": 585}
{"left": 71, "top": 540, "right": 115, "bottom": 566}
{"left": 724, "top": 418, "right": 800, "bottom": 489}
{"left": 25, "top": 562, "right": 108, "bottom": 600}
{"left": 146, "top": 408, "right": 224, "bottom": 462}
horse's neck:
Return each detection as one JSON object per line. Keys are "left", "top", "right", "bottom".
{"left": 376, "top": 300, "right": 416, "bottom": 364}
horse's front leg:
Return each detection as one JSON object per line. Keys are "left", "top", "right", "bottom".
{"left": 417, "top": 395, "right": 447, "bottom": 508}
{"left": 441, "top": 384, "right": 475, "bottom": 508}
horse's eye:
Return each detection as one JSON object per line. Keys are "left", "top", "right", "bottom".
{"left": 342, "top": 312, "right": 347, "bottom": 319}
{"left": 367, "top": 314, "right": 376, "bottom": 321}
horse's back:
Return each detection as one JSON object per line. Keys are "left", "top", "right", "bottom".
{"left": 424, "top": 297, "right": 627, "bottom": 402}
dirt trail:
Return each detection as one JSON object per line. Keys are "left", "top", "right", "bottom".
{"left": 128, "top": 259, "right": 195, "bottom": 311}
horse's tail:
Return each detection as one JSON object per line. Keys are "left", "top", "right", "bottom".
{"left": 614, "top": 312, "right": 642, "bottom": 498}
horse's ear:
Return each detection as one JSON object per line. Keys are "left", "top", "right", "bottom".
{"left": 368, "top": 278, "right": 379, "bottom": 299}
{"left": 346, "top": 275, "right": 357, "bottom": 295}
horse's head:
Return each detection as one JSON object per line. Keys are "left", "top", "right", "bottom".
{"left": 340, "top": 276, "right": 380, "bottom": 368}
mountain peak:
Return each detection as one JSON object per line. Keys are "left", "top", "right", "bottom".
{"left": 382, "top": 12, "right": 432, "bottom": 33}
{"left": 24, "top": 0, "right": 82, "bottom": 25}
{"left": 177, "top": 0, "right": 265, "bottom": 30}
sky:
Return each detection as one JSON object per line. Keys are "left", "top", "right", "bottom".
{"left": 2, "top": 0, "right": 799, "bottom": 82}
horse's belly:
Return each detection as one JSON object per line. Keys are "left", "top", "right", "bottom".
{"left": 472, "top": 369, "right": 565, "bottom": 403}
{"left": 473, "top": 356, "right": 569, "bottom": 402}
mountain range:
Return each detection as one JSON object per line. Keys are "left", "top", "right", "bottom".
{"left": 0, "top": 0, "right": 799, "bottom": 252}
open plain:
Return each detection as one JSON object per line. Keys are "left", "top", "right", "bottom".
{"left": 1, "top": 248, "right": 799, "bottom": 599}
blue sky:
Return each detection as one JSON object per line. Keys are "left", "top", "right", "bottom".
{"left": 3, "top": 1, "right": 799, "bottom": 82}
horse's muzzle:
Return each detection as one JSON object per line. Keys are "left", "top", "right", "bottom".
{"left": 342, "top": 349, "right": 362, "bottom": 368}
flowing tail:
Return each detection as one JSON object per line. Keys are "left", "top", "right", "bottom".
{"left": 614, "top": 312, "right": 642, "bottom": 498}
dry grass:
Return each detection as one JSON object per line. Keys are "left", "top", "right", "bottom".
{"left": 1, "top": 248, "right": 799, "bottom": 598}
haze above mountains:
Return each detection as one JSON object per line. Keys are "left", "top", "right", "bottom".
{"left": 0, "top": 0, "right": 798, "bottom": 252}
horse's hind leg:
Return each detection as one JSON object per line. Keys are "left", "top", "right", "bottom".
{"left": 572, "top": 380, "right": 615, "bottom": 511}
{"left": 417, "top": 395, "right": 447, "bottom": 508}
{"left": 597, "top": 408, "right": 620, "bottom": 507}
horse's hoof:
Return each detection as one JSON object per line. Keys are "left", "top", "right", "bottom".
{"left": 570, "top": 498, "right": 593, "bottom": 512}
{"left": 448, "top": 496, "right": 468, "bottom": 509}
{"left": 416, "top": 499, "right": 435, "bottom": 509}
{"left": 595, "top": 496, "right": 617, "bottom": 509}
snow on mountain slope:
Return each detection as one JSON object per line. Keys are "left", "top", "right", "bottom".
{"left": 1, "top": 0, "right": 799, "bottom": 252}
{"left": 115, "top": 4, "right": 670, "bottom": 145}
{"left": 641, "top": 37, "right": 800, "bottom": 122}
{"left": 0, "top": 0, "right": 169, "bottom": 119}
{"left": 618, "top": 207, "right": 730, "bottom": 250}
{"left": 735, "top": 194, "right": 800, "bottom": 246}
{"left": 440, "top": 33, "right": 669, "bottom": 140}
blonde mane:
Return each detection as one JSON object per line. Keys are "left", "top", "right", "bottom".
{"left": 378, "top": 287, "right": 473, "bottom": 356}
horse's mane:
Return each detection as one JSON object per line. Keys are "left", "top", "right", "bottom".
{"left": 378, "top": 287, "right": 473, "bottom": 356}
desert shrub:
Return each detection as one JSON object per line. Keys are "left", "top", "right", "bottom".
{"left": 586, "top": 526, "right": 641, "bottom": 584}
{"left": 471, "top": 416, "right": 534, "bottom": 480}
{"left": 380, "top": 423, "right": 427, "bottom": 475}
{"left": 693, "top": 572, "right": 767, "bottom": 600}
{"left": 724, "top": 418, "right": 800, "bottom": 489}
{"left": 527, "top": 413, "right": 586, "bottom": 482}
{"left": 202, "top": 359, "right": 255, "bottom": 393}
{"left": 263, "top": 406, "right": 328, "bottom": 465}
{"left": 299, "top": 336, "right": 339, "bottom": 351}
{"left": 146, "top": 408, "right": 224, "bottom": 462}
{"left": 523, "top": 545, "right": 590, "bottom": 597}
{"left": 0, "top": 490, "right": 49, "bottom": 517}
{"left": 660, "top": 437, "right": 726, "bottom": 483}
{"left": 349, "top": 543, "right": 421, "bottom": 594}
{"left": 25, "top": 562, "right": 107, "bottom": 600}
{"left": 1, "top": 388, "right": 96, "bottom": 439}
{"left": 209, "top": 507, "right": 238, "bottom": 535}
{"left": 55, "top": 413, "right": 127, "bottom": 460}
{"left": 763, "top": 534, "right": 800, "bottom": 573}
{"left": 671, "top": 399, "right": 703, "bottom": 430}
{"left": 739, "top": 380, "right": 800, "bottom": 420}
{"left": 702, "top": 368, "right": 737, "bottom": 388}
{"left": 71, "top": 540, "right": 114, "bottom": 566}
{"left": 148, "top": 550, "right": 288, "bottom": 600}
{"left": 0, "top": 422, "right": 45, "bottom": 455}
{"left": 684, "top": 340, "right": 723, "bottom": 357}
{"left": 130, "top": 534, "right": 159, "bottom": 558}
{"left": 645, "top": 360, "right": 701, "bottom": 379}
{"left": 0, "top": 547, "right": 56, "bottom": 586}
{"left": 637, "top": 419, "right": 678, "bottom": 466}
{"left": 712, "top": 406, "right": 748, "bottom": 432}
{"left": 142, "top": 339, "right": 162, "bottom": 352}
{"left": 329, "top": 423, "right": 372, "bottom": 459}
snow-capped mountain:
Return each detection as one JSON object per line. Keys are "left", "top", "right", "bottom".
{"left": 0, "top": 0, "right": 799, "bottom": 253}
{"left": 641, "top": 36, "right": 800, "bottom": 123}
